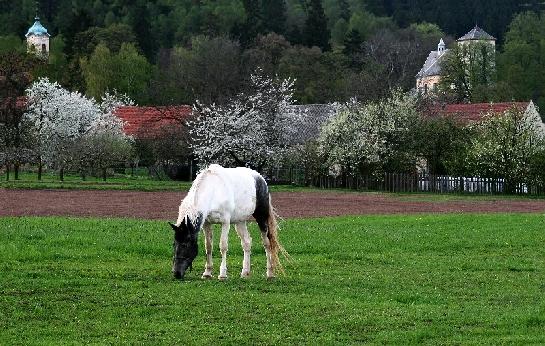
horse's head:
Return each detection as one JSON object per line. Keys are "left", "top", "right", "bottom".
{"left": 169, "top": 219, "right": 199, "bottom": 280}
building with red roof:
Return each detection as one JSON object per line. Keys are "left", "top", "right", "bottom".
{"left": 427, "top": 101, "right": 536, "bottom": 123}
{"left": 114, "top": 105, "right": 192, "bottom": 138}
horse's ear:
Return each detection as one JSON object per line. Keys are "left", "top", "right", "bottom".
{"left": 169, "top": 222, "right": 180, "bottom": 232}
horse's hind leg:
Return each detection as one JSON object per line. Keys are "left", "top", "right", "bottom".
{"left": 202, "top": 222, "right": 213, "bottom": 279}
{"left": 218, "top": 221, "right": 230, "bottom": 280}
{"left": 257, "top": 219, "right": 274, "bottom": 279}
{"left": 235, "top": 222, "right": 252, "bottom": 278}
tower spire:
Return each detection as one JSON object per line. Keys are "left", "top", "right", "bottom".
{"left": 438, "top": 38, "right": 445, "bottom": 54}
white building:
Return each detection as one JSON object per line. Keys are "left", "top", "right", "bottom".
{"left": 416, "top": 26, "right": 496, "bottom": 94}
{"left": 25, "top": 16, "right": 50, "bottom": 58}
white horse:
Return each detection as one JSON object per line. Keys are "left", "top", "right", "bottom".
{"left": 170, "top": 164, "right": 285, "bottom": 280}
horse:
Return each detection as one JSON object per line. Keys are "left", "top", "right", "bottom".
{"left": 169, "top": 164, "right": 286, "bottom": 280}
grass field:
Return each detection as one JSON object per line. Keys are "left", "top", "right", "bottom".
{"left": 1, "top": 214, "right": 545, "bottom": 344}
{"left": 0, "top": 171, "right": 312, "bottom": 193}
{"left": 4, "top": 171, "right": 545, "bottom": 201}
{"left": 0, "top": 171, "right": 192, "bottom": 191}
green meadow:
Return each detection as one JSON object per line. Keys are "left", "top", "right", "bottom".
{"left": 1, "top": 214, "right": 545, "bottom": 344}
{"left": 0, "top": 171, "right": 313, "bottom": 192}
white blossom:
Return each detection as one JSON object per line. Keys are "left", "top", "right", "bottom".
{"left": 318, "top": 90, "right": 418, "bottom": 175}
{"left": 189, "top": 69, "right": 296, "bottom": 171}
{"left": 24, "top": 78, "right": 134, "bottom": 175}
{"left": 465, "top": 104, "right": 545, "bottom": 185}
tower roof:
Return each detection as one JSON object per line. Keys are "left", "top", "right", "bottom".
{"left": 457, "top": 26, "right": 495, "bottom": 42}
{"left": 25, "top": 17, "right": 50, "bottom": 37}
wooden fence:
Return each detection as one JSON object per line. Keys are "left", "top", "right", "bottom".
{"left": 269, "top": 168, "right": 545, "bottom": 196}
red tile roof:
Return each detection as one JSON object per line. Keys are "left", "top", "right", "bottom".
{"left": 427, "top": 102, "right": 530, "bottom": 123}
{"left": 114, "top": 105, "right": 192, "bottom": 138}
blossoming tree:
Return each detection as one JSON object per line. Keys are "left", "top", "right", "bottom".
{"left": 465, "top": 104, "right": 545, "bottom": 191}
{"left": 25, "top": 78, "right": 134, "bottom": 180}
{"left": 318, "top": 90, "right": 419, "bottom": 176}
{"left": 189, "top": 70, "right": 296, "bottom": 172}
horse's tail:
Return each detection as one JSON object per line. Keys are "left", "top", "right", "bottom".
{"left": 267, "top": 196, "right": 290, "bottom": 275}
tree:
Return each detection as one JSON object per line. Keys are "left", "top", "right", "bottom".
{"left": 410, "top": 115, "right": 473, "bottom": 175}
{"left": 0, "top": 51, "right": 40, "bottom": 180}
{"left": 363, "top": 27, "right": 442, "bottom": 93}
{"left": 277, "top": 45, "right": 345, "bottom": 103}
{"left": 80, "top": 43, "right": 113, "bottom": 100}
{"left": 498, "top": 11, "right": 545, "bottom": 114}
{"left": 237, "top": 0, "right": 264, "bottom": 47}
{"left": 79, "top": 94, "right": 135, "bottom": 181}
{"left": 241, "top": 33, "right": 292, "bottom": 77}
{"left": 341, "top": 26, "right": 443, "bottom": 102}
{"left": 262, "top": 0, "right": 287, "bottom": 35}
{"left": 126, "top": 0, "right": 156, "bottom": 61}
{"left": 189, "top": 70, "right": 295, "bottom": 172}
{"left": 439, "top": 41, "right": 496, "bottom": 102}
{"left": 465, "top": 105, "right": 545, "bottom": 192}
{"left": 342, "top": 29, "right": 363, "bottom": 61}
{"left": 25, "top": 78, "right": 134, "bottom": 181}
{"left": 338, "top": 0, "right": 350, "bottom": 21}
{"left": 0, "top": 35, "right": 25, "bottom": 53}
{"left": 347, "top": 9, "right": 396, "bottom": 41}
{"left": 72, "top": 24, "right": 138, "bottom": 57}
{"left": 25, "top": 78, "right": 100, "bottom": 180}
{"left": 80, "top": 43, "right": 152, "bottom": 103}
{"left": 318, "top": 90, "right": 419, "bottom": 176}
{"left": 303, "top": 0, "right": 330, "bottom": 51}
{"left": 152, "top": 36, "right": 242, "bottom": 105}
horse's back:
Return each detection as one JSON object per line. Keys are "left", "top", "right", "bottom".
{"left": 199, "top": 165, "right": 263, "bottom": 223}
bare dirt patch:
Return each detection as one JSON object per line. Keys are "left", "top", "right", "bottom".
{"left": 1, "top": 189, "right": 545, "bottom": 220}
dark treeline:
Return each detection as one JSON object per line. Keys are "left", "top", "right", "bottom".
{"left": 0, "top": 0, "right": 541, "bottom": 107}
{"left": 1, "top": 0, "right": 527, "bottom": 49}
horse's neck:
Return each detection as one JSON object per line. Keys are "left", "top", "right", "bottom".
{"left": 177, "top": 177, "right": 213, "bottom": 225}
{"left": 178, "top": 198, "right": 205, "bottom": 225}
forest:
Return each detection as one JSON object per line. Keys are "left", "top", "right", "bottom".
{"left": 1, "top": 0, "right": 544, "bottom": 110}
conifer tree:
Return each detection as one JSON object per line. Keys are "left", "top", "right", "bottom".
{"left": 343, "top": 29, "right": 362, "bottom": 56}
{"left": 303, "top": 0, "right": 330, "bottom": 51}
{"left": 239, "top": 0, "right": 264, "bottom": 47}
{"left": 262, "top": 0, "right": 287, "bottom": 35}
{"left": 339, "top": 0, "right": 350, "bottom": 21}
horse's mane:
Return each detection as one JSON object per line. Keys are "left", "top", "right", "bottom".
{"left": 177, "top": 165, "right": 221, "bottom": 226}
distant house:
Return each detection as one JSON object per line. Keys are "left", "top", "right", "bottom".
{"left": 114, "top": 105, "right": 194, "bottom": 180}
{"left": 426, "top": 101, "right": 543, "bottom": 131}
{"left": 416, "top": 38, "right": 448, "bottom": 94}
{"left": 416, "top": 101, "right": 544, "bottom": 176}
{"left": 115, "top": 103, "right": 337, "bottom": 144}
{"left": 114, "top": 105, "right": 192, "bottom": 138}
{"left": 416, "top": 26, "right": 496, "bottom": 94}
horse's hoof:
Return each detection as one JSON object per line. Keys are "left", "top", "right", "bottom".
{"left": 266, "top": 276, "right": 276, "bottom": 281}
{"left": 201, "top": 274, "right": 212, "bottom": 279}
{"left": 218, "top": 276, "right": 228, "bottom": 281}
{"left": 240, "top": 271, "right": 251, "bottom": 278}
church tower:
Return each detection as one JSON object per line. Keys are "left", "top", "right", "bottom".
{"left": 416, "top": 26, "right": 496, "bottom": 95}
{"left": 25, "top": 16, "right": 50, "bottom": 58}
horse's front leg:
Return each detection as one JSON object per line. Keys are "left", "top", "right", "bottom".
{"left": 202, "top": 222, "right": 213, "bottom": 279}
{"left": 235, "top": 222, "right": 252, "bottom": 278}
{"left": 218, "top": 221, "right": 230, "bottom": 280}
